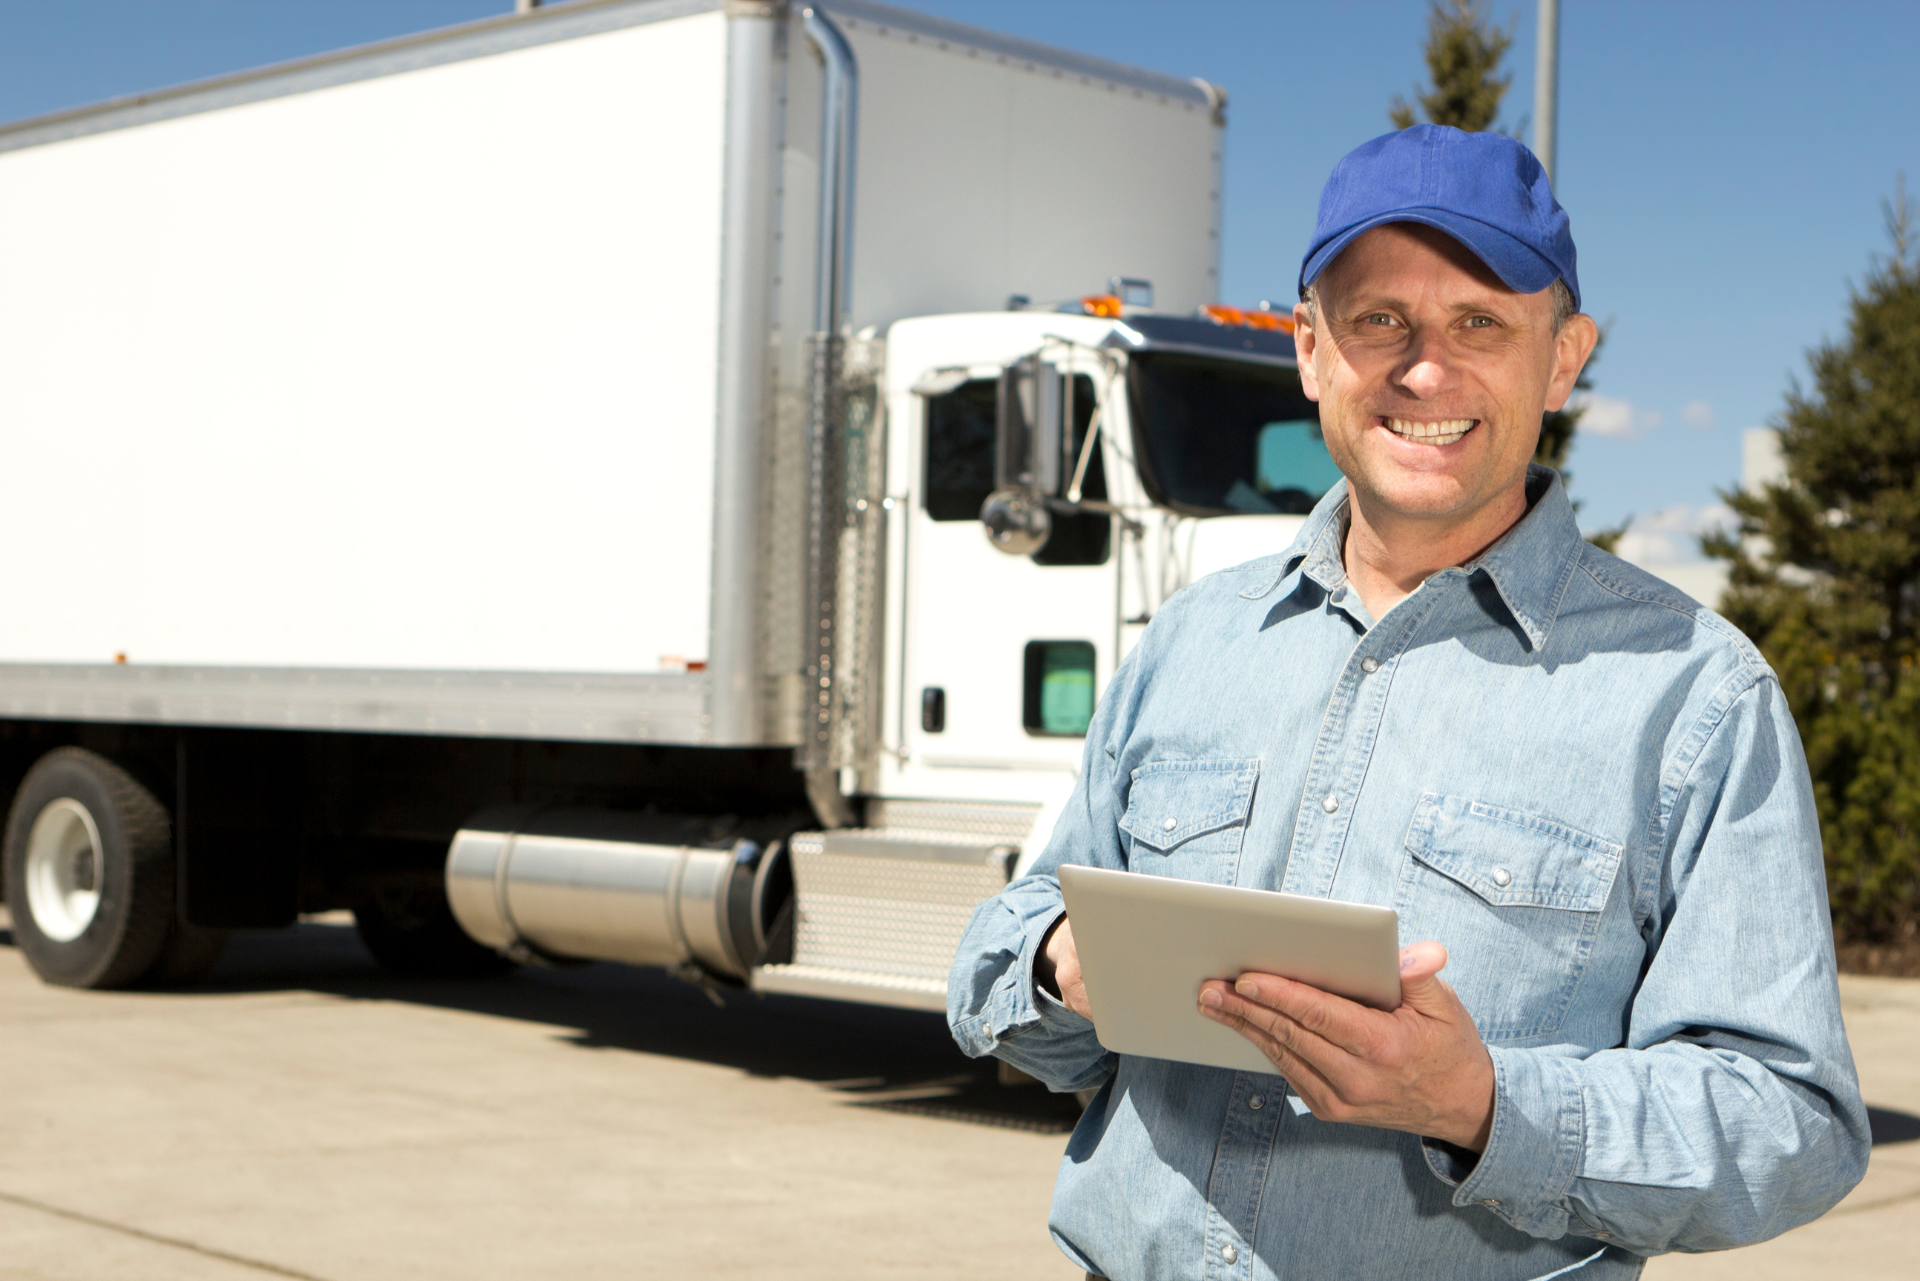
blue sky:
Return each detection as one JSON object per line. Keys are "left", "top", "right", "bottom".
{"left": 5, "top": 1, "right": 1915, "bottom": 558}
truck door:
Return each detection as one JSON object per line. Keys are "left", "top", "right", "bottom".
{"left": 892, "top": 368, "right": 1116, "bottom": 797}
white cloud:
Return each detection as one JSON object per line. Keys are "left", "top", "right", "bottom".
{"left": 1574, "top": 393, "right": 1661, "bottom": 440}
{"left": 1681, "top": 399, "right": 1716, "bottom": 430}
{"left": 1611, "top": 502, "right": 1738, "bottom": 566}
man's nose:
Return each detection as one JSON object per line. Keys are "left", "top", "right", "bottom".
{"left": 1394, "top": 331, "right": 1452, "bottom": 399}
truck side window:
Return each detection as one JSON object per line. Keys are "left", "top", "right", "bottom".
{"left": 1023, "top": 640, "right": 1096, "bottom": 735}
{"left": 923, "top": 372, "right": 1109, "bottom": 567}
{"left": 1034, "top": 374, "right": 1110, "bottom": 567}
{"left": 923, "top": 379, "right": 998, "bottom": 521}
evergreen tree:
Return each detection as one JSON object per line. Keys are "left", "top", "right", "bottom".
{"left": 1388, "top": 0, "right": 1596, "bottom": 485}
{"left": 1389, "top": 0, "right": 1513, "bottom": 133}
{"left": 1707, "top": 180, "right": 1920, "bottom": 948}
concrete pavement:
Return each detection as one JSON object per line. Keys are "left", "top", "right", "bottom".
{"left": 1, "top": 911, "right": 1084, "bottom": 1281}
{"left": 3, "top": 908, "right": 1915, "bottom": 1279}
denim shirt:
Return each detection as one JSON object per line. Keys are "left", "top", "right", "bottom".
{"left": 948, "top": 469, "right": 1869, "bottom": 1281}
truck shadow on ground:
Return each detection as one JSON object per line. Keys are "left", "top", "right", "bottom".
{"left": 13, "top": 918, "right": 1913, "bottom": 1146}
{"left": 192, "top": 918, "right": 1086, "bottom": 1135}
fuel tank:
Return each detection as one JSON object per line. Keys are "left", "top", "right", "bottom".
{"left": 444, "top": 807, "right": 793, "bottom": 981}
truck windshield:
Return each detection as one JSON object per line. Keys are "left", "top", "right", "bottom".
{"left": 1126, "top": 352, "right": 1344, "bottom": 516}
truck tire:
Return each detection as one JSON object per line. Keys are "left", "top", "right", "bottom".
{"left": 2, "top": 748, "right": 175, "bottom": 988}
{"left": 353, "top": 869, "right": 513, "bottom": 978}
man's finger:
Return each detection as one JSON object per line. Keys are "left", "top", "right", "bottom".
{"left": 1395, "top": 941, "right": 1463, "bottom": 1019}
{"left": 1201, "top": 985, "right": 1360, "bottom": 1085}
{"left": 1199, "top": 998, "right": 1338, "bottom": 1100}
{"left": 1226, "top": 971, "right": 1387, "bottom": 1059}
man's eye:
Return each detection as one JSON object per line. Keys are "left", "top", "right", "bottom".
{"left": 1464, "top": 315, "right": 1495, "bottom": 328}
{"left": 1364, "top": 313, "right": 1396, "bottom": 326}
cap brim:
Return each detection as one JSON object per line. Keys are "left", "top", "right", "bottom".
{"left": 1300, "top": 208, "right": 1574, "bottom": 310}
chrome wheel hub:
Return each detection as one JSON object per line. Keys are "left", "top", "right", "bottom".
{"left": 24, "top": 798, "right": 104, "bottom": 942}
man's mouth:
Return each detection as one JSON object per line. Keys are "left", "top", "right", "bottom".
{"left": 1381, "top": 416, "right": 1476, "bottom": 446}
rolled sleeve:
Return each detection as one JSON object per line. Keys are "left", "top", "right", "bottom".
{"left": 1426, "top": 1047, "right": 1586, "bottom": 1237}
{"left": 948, "top": 883, "right": 1112, "bottom": 1090}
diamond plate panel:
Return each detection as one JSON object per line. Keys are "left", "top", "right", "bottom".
{"left": 784, "top": 830, "right": 1015, "bottom": 987}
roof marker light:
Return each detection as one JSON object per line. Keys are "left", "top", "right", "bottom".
{"left": 1201, "top": 303, "right": 1294, "bottom": 334}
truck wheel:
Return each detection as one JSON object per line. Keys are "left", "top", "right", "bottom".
{"left": 2, "top": 748, "right": 175, "bottom": 988}
{"left": 353, "top": 869, "right": 513, "bottom": 978}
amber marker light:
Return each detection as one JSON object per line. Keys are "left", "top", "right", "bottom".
{"left": 1201, "top": 303, "right": 1293, "bottom": 333}
{"left": 1080, "top": 294, "right": 1124, "bottom": 318}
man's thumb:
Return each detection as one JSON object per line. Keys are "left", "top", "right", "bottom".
{"left": 1397, "top": 941, "right": 1451, "bottom": 1008}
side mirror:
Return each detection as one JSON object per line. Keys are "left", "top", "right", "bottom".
{"left": 983, "top": 357, "right": 1063, "bottom": 556}
{"left": 996, "top": 357, "right": 1063, "bottom": 494}
{"left": 979, "top": 489, "right": 1052, "bottom": 556}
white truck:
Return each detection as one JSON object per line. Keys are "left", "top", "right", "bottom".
{"left": 0, "top": 0, "right": 1341, "bottom": 1005}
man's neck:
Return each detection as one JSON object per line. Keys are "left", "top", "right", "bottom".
{"left": 1341, "top": 483, "right": 1530, "bottom": 623}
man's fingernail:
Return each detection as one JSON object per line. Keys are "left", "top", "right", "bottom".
{"left": 1234, "top": 978, "right": 1255, "bottom": 996}
{"left": 1199, "top": 987, "right": 1223, "bottom": 1008}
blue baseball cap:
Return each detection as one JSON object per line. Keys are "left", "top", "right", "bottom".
{"left": 1299, "top": 125, "right": 1580, "bottom": 312}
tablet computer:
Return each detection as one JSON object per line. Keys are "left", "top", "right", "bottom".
{"left": 1057, "top": 864, "right": 1401, "bottom": 1075}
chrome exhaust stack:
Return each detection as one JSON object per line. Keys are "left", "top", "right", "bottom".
{"left": 445, "top": 808, "right": 791, "bottom": 981}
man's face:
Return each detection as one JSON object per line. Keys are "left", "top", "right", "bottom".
{"left": 1293, "top": 224, "right": 1597, "bottom": 531}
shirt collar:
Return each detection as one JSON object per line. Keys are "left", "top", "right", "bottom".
{"left": 1466, "top": 466, "right": 1585, "bottom": 650}
{"left": 1239, "top": 465, "right": 1586, "bottom": 651}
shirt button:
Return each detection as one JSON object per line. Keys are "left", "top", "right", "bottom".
{"left": 1321, "top": 794, "right": 1339, "bottom": 814}
{"left": 1163, "top": 817, "right": 1178, "bottom": 832}
{"left": 1221, "top": 1243, "right": 1238, "bottom": 1263}
{"left": 1490, "top": 867, "right": 1512, "bottom": 888}
{"left": 1360, "top": 656, "right": 1379, "bottom": 673}
{"left": 1248, "top": 1093, "right": 1265, "bottom": 1110}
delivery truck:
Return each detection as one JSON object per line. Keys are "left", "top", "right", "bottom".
{"left": 0, "top": 0, "right": 1341, "bottom": 1006}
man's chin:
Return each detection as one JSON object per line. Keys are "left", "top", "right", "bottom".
{"left": 1344, "top": 469, "right": 1516, "bottom": 528}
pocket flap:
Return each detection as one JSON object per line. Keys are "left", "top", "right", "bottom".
{"left": 1404, "top": 792, "right": 1623, "bottom": 911}
{"left": 1120, "top": 759, "right": 1260, "bottom": 853}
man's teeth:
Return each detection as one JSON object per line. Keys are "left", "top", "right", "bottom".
{"left": 1386, "top": 417, "right": 1474, "bottom": 445}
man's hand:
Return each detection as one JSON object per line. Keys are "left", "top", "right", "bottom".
{"left": 1035, "top": 915, "right": 1093, "bottom": 1019}
{"left": 1197, "top": 941, "right": 1495, "bottom": 1151}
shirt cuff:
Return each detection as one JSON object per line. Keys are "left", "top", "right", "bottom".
{"left": 1426, "top": 1047, "right": 1584, "bottom": 1238}
{"left": 976, "top": 902, "right": 1085, "bottom": 1040}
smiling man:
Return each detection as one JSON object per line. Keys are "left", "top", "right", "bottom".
{"left": 948, "top": 126, "right": 1869, "bottom": 1280}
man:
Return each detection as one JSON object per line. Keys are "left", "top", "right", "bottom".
{"left": 948, "top": 125, "right": 1869, "bottom": 1280}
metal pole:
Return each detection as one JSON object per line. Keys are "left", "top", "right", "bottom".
{"left": 1534, "top": 0, "right": 1559, "bottom": 185}
{"left": 515, "top": 0, "right": 541, "bottom": 14}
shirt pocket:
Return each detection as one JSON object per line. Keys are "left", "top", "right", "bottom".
{"left": 1117, "top": 758, "right": 1260, "bottom": 885}
{"left": 1396, "top": 792, "right": 1624, "bottom": 1043}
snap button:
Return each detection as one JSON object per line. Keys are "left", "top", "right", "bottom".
{"left": 1360, "top": 656, "right": 1379, "bottom": 673}
{"left": 1490, "top": 867, "right": 1512, "bottom": 888}
{"left": 1321, "top": 794, "right": 1339, "bottom": 814}
{"left": 1163, "top": 817, "right": 1178, "bottom": 832}
{"left": 1248, "top": 1093, "right": 1265, "bottom": 1110}
{"left": 1221, "top": 1243, "right": 1238, "bottom": 1263}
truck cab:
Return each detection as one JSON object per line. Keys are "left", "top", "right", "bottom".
{"left": 743, "top": 298, "right": 1344, "bottom": 1008}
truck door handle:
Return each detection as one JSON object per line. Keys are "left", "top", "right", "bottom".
{"left": 920, "top": 687, "right": 946, "bottom": 734}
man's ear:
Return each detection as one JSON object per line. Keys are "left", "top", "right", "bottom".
{"left": 1293, "top": 301, "right": 1323, "bottom": 402}
{"left": 1544, "top": 313, "right": 1599, "bottom": 413}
